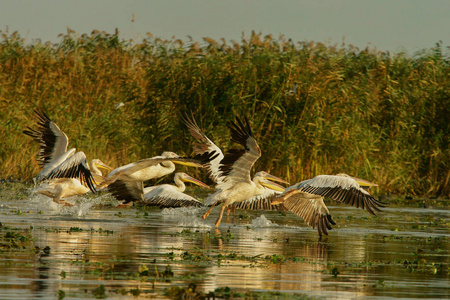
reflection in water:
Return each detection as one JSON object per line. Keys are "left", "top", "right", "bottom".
{"left": 0, "top": 190, "right": 449, "bottom": 299}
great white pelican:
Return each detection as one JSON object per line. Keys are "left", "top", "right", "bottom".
{"left": 271, "top": 174, "right": 386, "bottom": 236}
{"left": 183, "top": 114, "right": 288, "bottom": 213}
{"left": 32, "top": 159, "right": 113, "bottom": 206}
{"left": 189, "top": 116, "right": 285, "bottom": 228}
{"left": 100, "top": 151, "right": 217, "bottom": 207}
{"left": 23, "top": 109, "right": 99, "bottom": 193}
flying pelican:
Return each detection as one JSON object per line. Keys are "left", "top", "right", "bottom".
{"left": 196, "top": 116, "right": 285, "bottom": 228}
{"left": 32, "top": 159, "right": 112, "bottom": 206}
{"left": 23, "top": 109, "right": 97, "bottom": 193}
{"left": 107, "top": 172, "right": 209, "bottom": 208}
{"left": 99, "top": 151, "right": 217, "bottom": 207}
{"left": 270, "top": 174, "right": 386, "bottom": 236}
{"left": 183, "top": 114, "right": 289, "bottom": 211}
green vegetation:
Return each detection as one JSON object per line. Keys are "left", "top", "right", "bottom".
{"left": 1, "top": 30, "right": 449, "bottom": 196}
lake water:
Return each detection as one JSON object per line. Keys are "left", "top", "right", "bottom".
{"left": 0, "top": 183, "right": 448, "bottom": 299}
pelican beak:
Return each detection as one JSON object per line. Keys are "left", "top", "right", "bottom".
{"left": 352, "top": 176, "right": 378, "bottom": 188}
{"left": 97, "top": 161, "right": 114, "bottom": 172}
{"left": 92, "top": 173, "right": 106, "bottom": 185}
{"left": 261, "top": 180, "right": 285, "bottom": 192}
{"left": 172, "top": 160, "right": 203, "bottom": 168}
{"left": 183, "top": 175, "right": 210, "bottom": 188}
{"left": 263, "top": 173, "right": 289, "bottom": 185}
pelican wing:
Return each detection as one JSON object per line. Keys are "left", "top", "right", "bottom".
{"left": 232, "top": 189, "right": 287, "bottom": 211}
{"left": 291, "top": 175, "right": 386, "bottom": 215}
{"left": 23, "top": 109, "right": 69, "bottom": 168}
{"left": 42, "top": 151, "right": 96, "bottom": 193}
{"left": 183, "top": 113, "right": 225, "bottom": 183}
{"left": 107, "top": 179, "right": 144, "bottom": 204}
{"left": 217, "top": 117, "right": 261, "bottom": 188}
{"left": 142, "top": 185, "right": 202, "bottom": 208}
{"left": 280, "top": 191, "right": 336, "bottom": 236}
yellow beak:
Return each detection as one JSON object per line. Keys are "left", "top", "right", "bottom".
{"left": 173, "top": 160, "right": 203, "bottom": 168}
{"left": 264, "top": 173, "right": 289, "bottom": 185}
{"left": 353, "top": 177, "right": 378, "bottom": 187}
{"left": 261, "top": 180, "right": 285, "bottom": 192}
{"left": 92, "top": 173, "right": 106, "bottom": 185}
{"left": 97, "top": 161, "right": 114, "bottom": 172}
{"left": 183, "top": 175, "right": 210, "bottom": 188}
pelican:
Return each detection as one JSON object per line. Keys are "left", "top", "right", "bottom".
{"left": 183, "top": 114, "right": 289, "bottom": 211}
{"left": 197, "top": 116, "right": 285, "bottom": 228}
{"left": 100, "top": 151, "right": 217, "bottom": 207}
{"left": 32, "top": 159, "right": 113, "bottom": 206}
{"left": 270, "top": 174, "right": 386, "bottom": 236}
{"left": 230, "top": 171, "right": 289, "bottom": 212}
{"left": 23, "top": 109, "right": 96, "bottom": 193}
{"left": 107, "top": 172, "right": 209, "bottom": 208}
{"left": 101, "top": 151, "right": 214, "bottom": 184}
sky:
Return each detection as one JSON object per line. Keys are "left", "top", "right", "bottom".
{"left": 1, "top": 0, "right": 450, "bottom": 54}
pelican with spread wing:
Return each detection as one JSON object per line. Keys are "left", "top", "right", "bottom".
{"left": 271, "top": 174, "right": 386, "bottom": 236}
{"left": 101, "top": 151, "right": 216, "bottom": 207}
{"left": 107, "top": 172, "right": 209, "bottom": 208}
{"left": 23, "top": 109, "right": 99, "bottom": 194}
{"left": 196, "top": 116, "right": 285, "bottom": 228}
{"left": 33, "top": 159, "right": 113, "bottom": 206}
{"left": 183, "top": 114, "right": 288, "bottom": 213}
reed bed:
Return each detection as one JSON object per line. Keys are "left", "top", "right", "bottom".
{"left": 1, "top": 30, "right": 449, "bottom": 197}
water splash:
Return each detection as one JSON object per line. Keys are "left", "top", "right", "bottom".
{"left": 251, "top": 215, "right": 279, "bottom": 228}
{"left": 161, "top": 207, "right": 211, "bottom": 228}
{"left": 25, "top": 193, "right": 113, "bottom": 218}
{"left": 177, "top": 218, "right": 212, "bottom": 229}
{"left": 161, "top": 206, "right": 203, "bottom": 216}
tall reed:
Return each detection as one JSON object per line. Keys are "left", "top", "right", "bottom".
{"left": 1, "top": 30, "right": 448, "bottom": 197}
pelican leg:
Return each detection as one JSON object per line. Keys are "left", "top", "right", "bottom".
{"left": 60, "top": 200, "right": 74, "bottom": 207}
{"left": 214, "top": 205, "right": 227, "bottom": 228}
{"left": 53, "top": 198, "right": 74, "bottom": 206}
{"left": 202, "top": 202, "right": 217, "bottom": 219}
{"left": 226, "top": 205, "right": 235, "bottom": 216}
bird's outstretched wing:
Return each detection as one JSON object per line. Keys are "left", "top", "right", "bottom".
{"left": 290, "top": 175, "right": 387, "bottom": 215}
{"left": 42, "top": 151, "right": 96, "bottom": 193}
{"left": 141, "top": 185, "right": 203, "bottom": 208}
{"left": 217, "top": 117, "right": 261, "bottom": 189}
{"left": 107, "top": 179, "right": 144, "bottom": 204}
{"left": 183, "top": 113, "right": 224, "bottom": 183}
{"left": 232, "top": 189, "right": 287, "bottom": 211}
{"left": 23, "top": 109, "right": 69, "bottom": 168}
{"left": 272, "top": 190, "right": 336, "bottom": 236}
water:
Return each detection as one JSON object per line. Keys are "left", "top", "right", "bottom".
{"left": 0, "top": 183, "right": 448, "bottom": 299}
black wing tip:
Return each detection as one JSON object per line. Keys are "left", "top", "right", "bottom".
{"left": 193, "top": 151, "right": 220, "bottom": 165}
{"left": 227, "top": 115, "right": 255, "bottom": 148}
{"left": 33, "top": 108, "right": 51, "bottom": 122}
{"left": 327, "top": 214, "right": 336, "bottom": 225}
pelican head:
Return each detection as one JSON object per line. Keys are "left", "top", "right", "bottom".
{"left": 91, "top": 159, "right": 114, "bottom": 172}
{"left": 254, "top": 171, "right": 290, "bottom": 185}
{"left": 255, "top": 176, "right": 285, "bottom": 192}
{"left": 161, "top": 151, "right": 179, "bottom": 158}
{"left": 176, "top": 172, "right": 210, "bottom": 188}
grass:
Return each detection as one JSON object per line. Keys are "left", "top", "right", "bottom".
{"left": 1, "top": 30, "right": 449, "bottom": 197}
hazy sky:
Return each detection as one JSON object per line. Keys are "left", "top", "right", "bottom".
{"left": 1, "top": 0, "right": 449, "bottom": 54}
